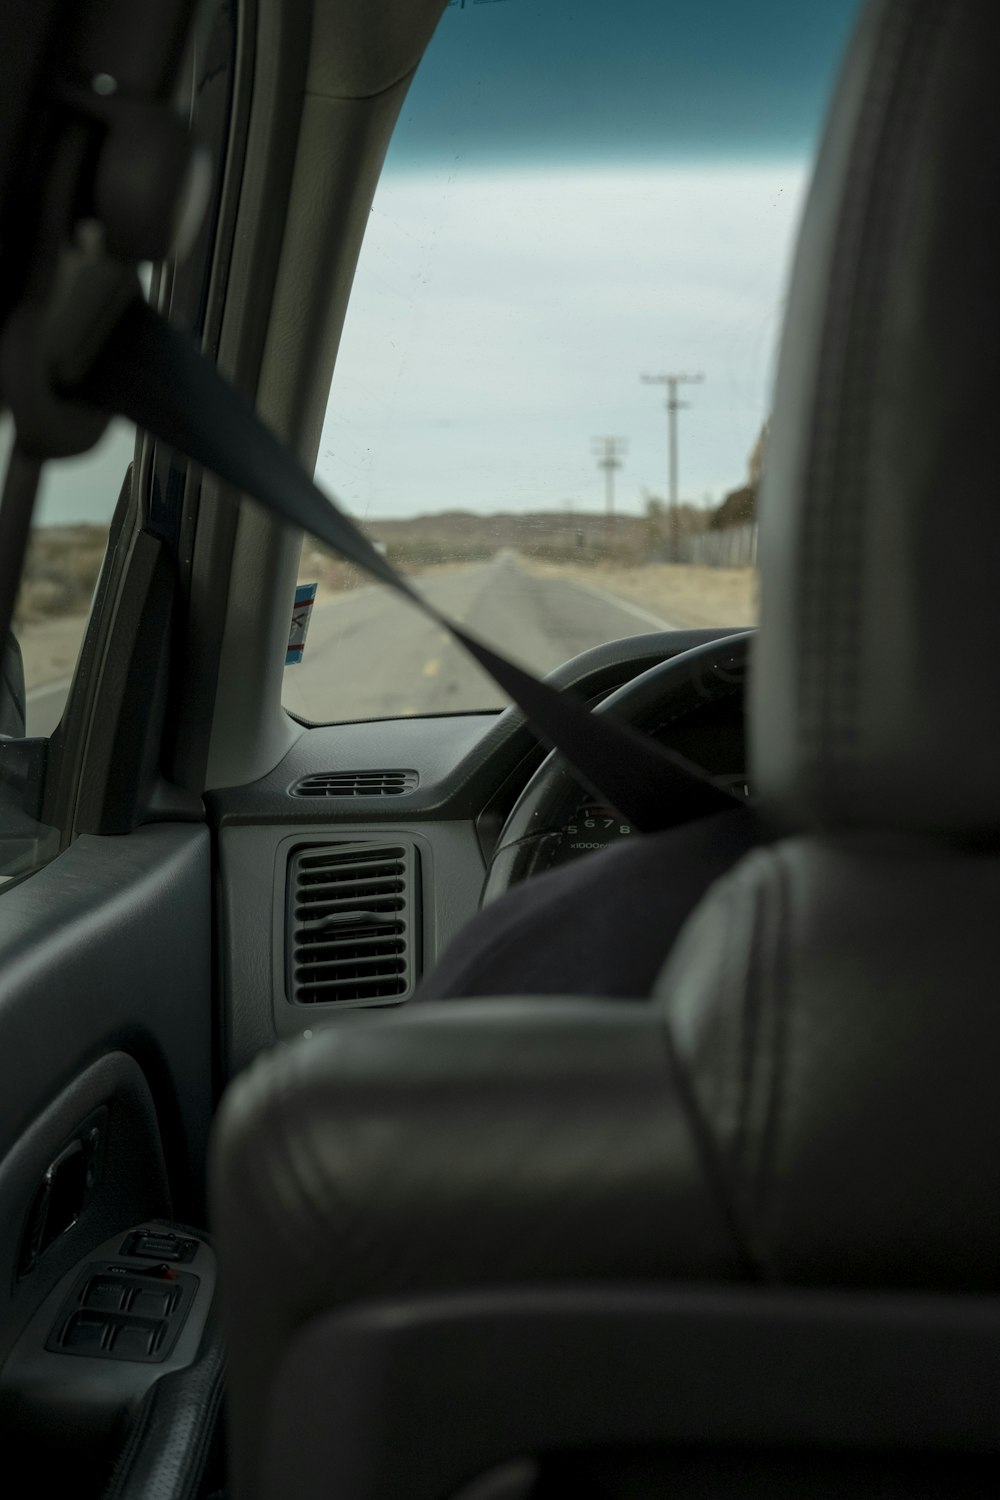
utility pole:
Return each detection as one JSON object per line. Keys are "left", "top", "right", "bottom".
{"left": 641, "top": 372, "right": 704, "bottom": 561}
{"left": 591, "top": 436, "right": 626, "bottom": 550}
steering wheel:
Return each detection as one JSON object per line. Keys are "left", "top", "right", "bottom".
{"left": 482, "top": 631, "right": 753, "bottom": 902}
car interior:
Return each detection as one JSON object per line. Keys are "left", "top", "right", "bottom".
{"left": 1, "top": 0, "right": 999, "bottom": 1496}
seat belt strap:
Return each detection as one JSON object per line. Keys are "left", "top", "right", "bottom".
{"left": 73, "top": 297, "right": 735, "bottom": 832}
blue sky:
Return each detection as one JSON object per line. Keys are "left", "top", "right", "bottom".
{"left": 392, "top": 0, "right": 859, "bottom": 168}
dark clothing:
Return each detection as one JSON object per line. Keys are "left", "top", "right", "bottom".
{"left": 417, "top": 805, "right": 764, "bottom": 1002}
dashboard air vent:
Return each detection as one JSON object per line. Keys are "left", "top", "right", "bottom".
{"left": 293, "top": 770, "right": 418, "bottom": 798}
{"left": 287, "top": 842, "right": 419, "bottom": 1006}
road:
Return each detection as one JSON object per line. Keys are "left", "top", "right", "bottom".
{"left": 16, "top": 553, "right": 679, "bottom": 732}
{"left": 282, "top": 551, "right": 677, "bottom": 723}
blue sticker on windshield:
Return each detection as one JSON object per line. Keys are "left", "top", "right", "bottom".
{"left": 286, "top": 582, "right": 318, "bottom": 665}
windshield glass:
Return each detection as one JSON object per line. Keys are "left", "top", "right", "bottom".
{"left": 283, "top": 0, "right": 859, "bottom": 725}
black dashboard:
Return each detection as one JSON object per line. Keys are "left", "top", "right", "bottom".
{"left": 208, "top": 627, "right": 748, "bottom": 1078}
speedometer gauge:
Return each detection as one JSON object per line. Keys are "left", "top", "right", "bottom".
{"left": 549, "top": 775, "right": 750, "bottom": 870}
{"left": 552, "top": 801, "right": 635, "bottom": 865}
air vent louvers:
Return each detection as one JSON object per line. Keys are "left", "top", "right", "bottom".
{"left": 288, "top": 843, "right": 418, "bottom": 1005}
{"left": 293, "top": 770, "right": 418, "bottom": 798}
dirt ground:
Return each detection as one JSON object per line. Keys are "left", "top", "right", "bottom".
{"left": 520, "top": 558, "right": 758, "bottom": 629}
{"left": 16, "top": 613, "right": 90, "bottom": 691}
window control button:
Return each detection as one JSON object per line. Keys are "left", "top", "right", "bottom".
{"left": 83, "top": 1277, "right": 129, "bottom": 1312}
{"left": 110, "top": 1320, "right": 162, "bottom": 1360}
{"left": 128, "top": 1288, "right": 177, "bottom": 1319}
{"left": 48, "top": 1261, "right": 197, "bottom": 1361}
{"left": 63, "top": 1312, "right": 111, "bottom": 1351}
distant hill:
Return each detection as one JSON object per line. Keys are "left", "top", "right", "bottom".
{"left": 362, "top": 509, "right": 655, "bottom": 565}
{"left": 17, "top": 492, "right": 752, "bottom": 631}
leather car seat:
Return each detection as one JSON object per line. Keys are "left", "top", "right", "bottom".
{"left": 210, "top": 0, "right": 1000, "bottom": 1495}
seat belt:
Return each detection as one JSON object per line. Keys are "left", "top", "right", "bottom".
{"left": 71, "top": 295, "right": 737, "bottom": 833}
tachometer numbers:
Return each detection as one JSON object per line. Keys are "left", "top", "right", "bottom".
{"left": 564, "top": 803, "right": 632, "bottom": 841}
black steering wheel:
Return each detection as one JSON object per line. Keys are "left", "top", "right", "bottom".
{"left": 482, "top": 631, "right": 753, "bottom": 902}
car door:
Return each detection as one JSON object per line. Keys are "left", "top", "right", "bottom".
{"left": 0, "top": 0, "right": 410, "bottom": 1415}
{"left": 0, "top": 2, "right": 239, "bottom": 1399}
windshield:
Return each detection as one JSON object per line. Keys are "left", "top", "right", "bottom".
{"left": 282, "top": 0, "right": 859, "bottom": 725}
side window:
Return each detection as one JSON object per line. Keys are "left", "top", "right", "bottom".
{"left": 0, "top": 417, "right": 136, "bottom": 878}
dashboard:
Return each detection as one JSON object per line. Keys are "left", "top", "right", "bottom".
{"left": 209, "top": 627, "right": 748, "bottom": 1078}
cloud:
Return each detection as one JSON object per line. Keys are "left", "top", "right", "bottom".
{"left": 317, "top": 161, "right": 809, "bottom": 518}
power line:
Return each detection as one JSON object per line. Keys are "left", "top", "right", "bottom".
{"left": 641, "top": 372, "right": 704, "bottom": 560}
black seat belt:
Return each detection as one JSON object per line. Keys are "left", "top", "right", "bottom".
{"left": 71, "top": 295, "right": 736, "bottom": 833}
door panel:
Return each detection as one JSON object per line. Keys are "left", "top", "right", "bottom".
{"left": 0, "top": 824, "right": 212, "bottom": 1350}
{"left": 0, "top": 1052, "right": 170, "bottom": 1368}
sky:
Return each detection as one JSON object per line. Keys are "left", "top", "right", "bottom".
{"left": 26, "top": 0, "right": 859, "bottom": 528}
{"left": 390, "top": 0, "right": 859, "bottom": 169}
{"left": 315, "top": 0, "right": 859, "bottom": 520}
{"left": 318, "top": 161, "right": 807, "bottom": 518}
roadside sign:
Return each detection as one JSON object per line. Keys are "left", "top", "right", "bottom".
{"left": 285, "top": 582, "right": 318, "bottom": 665}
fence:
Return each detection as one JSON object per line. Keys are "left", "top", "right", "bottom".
{"left": 678, "top": 522, "right": 757, "bottom": 568}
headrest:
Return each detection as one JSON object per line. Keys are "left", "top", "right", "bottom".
{"left": 751, "top": 0, "right": 1000, "bottom": 840}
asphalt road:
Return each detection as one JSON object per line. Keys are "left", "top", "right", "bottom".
{"left": 282, "top": 550, "right": 677, "bottom": 723}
